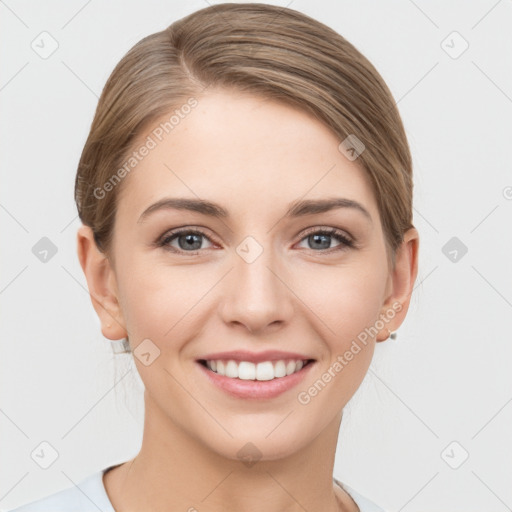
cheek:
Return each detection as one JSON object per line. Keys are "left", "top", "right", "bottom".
{"left": 115, "top": 258, "right": 169, "bottom": 337}
{"left": 115, "top": 256, "right": 210, "bottom": 342}
{"left": 336, "top": 275, "right": 385, "bottom": 339}
{"left": 295, "top": 268, "right": 386, "bottom": 401}
{"left": 293, "top": 262, "right": 387, "bottom": 343}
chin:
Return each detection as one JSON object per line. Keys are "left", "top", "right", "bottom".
{"left": 203, "top": 426, "right": 313, "bottom": 465}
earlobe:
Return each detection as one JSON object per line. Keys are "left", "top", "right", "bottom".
{"left": 376, "top": 327, "right": 394, "bottom": 343}
{"left": 376, "top": 227, "right": 420, "bottom": 342}
{"left": 76, "top": 225, "right": 127, "bottom": 341}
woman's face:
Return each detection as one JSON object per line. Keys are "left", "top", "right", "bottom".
{"left": 94, "top": 89, "right": 414, "bottom": 461}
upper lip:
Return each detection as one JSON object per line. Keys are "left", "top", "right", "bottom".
{"left": 197, "top": 350, "right": 315, "bottom": 364}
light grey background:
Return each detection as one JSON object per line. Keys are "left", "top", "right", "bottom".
{"left": 1, "top": 1, "right": 511, "bottom": 510}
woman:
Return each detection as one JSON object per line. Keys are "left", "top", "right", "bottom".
{"left": 8, "top": 3, "right": 418, "bottom": 511}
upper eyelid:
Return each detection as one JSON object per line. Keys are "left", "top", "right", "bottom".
{"left": 160, "top": 227, "right": 218, "bottom": 244}
{"left": 300, "top": 225, "right": 353, "bottom": 240}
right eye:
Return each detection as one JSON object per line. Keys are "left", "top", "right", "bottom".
{"left": 157, "top": 228, "right": 216, "bottom": 254}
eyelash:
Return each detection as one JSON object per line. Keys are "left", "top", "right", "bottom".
{"left": 156, "top": 226, "right": 355, "bottom": 255}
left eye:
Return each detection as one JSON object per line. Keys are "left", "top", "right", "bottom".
{"left": 296, "top": 229, "right": 353, "bottom": 251}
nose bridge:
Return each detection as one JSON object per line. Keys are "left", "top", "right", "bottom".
{"left": 220, "top": 234, "right": 293, "bottom": 331}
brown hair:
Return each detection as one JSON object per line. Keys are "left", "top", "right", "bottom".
{"left": 75, "top": 2, "right": 414, "bottom": 269}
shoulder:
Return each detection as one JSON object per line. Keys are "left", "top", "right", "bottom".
{"left": 4, "top": 468, "right": 115, "bottom": 512}
{"left": 334, "top": 477, "right": 389, "bottom": 512}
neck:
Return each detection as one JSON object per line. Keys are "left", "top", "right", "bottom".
{"left": 104, "top": 392, "right": 353, "bottom": 512}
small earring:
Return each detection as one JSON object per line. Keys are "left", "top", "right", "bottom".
{"left": 380, "top": 328, "right": 396, "bottom": 341}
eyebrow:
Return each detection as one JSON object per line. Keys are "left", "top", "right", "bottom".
{"left": 137, "top": 197, "right": 372, "bottom": 223}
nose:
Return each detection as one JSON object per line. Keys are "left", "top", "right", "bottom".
{"left": 219, "top": 244, "right": 295, "bottom": 334}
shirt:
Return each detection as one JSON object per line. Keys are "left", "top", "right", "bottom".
{"left": 4, "top": 465, "right": 387, "bottom": 512}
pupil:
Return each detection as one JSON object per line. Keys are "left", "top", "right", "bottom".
{"left": 180, "top": 234, "right": 201, "bottom": 250}
{"left": 311, "top": 234, "right": 330, "bottom": 250}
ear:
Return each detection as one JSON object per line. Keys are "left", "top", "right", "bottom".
{"left": 376, "top": 227, "right": 419, "bottom": 342}
{"left": 76, "top": 225, "right": 127, "bottom": 340}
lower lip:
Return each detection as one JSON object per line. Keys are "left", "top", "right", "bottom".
{"left": 196, "top": 361, "right": 315, "bottom": 399}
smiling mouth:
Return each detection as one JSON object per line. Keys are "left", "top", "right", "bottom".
{"left": 197, "top": 358, "right": 315, "bottom": 381}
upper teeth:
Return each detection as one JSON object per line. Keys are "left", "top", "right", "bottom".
{"left": 206, "top": 359, "right": 307, "bottom": 381}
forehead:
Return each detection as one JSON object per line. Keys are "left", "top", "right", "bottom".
{"left": 116, "top": 89, "right": 378, "bottom": 222}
